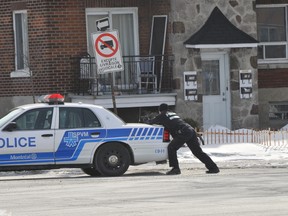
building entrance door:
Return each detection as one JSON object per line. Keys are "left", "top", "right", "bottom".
{"left": 201, "top": 52, "right": 231, "bottom": 130}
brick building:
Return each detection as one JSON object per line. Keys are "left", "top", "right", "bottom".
{"left": 0, "top": 0, "right": 174, "bottom": 122}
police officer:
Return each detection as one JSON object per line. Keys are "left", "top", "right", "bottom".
{"left": 148, "top": 103, "right": 219, "bottom": 175}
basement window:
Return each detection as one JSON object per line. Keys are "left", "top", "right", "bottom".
{"left": 269, "top": 102, "right": 288, "bottom": 120}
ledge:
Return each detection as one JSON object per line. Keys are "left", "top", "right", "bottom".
{"left": 68, "top": 93, "right": 177, "bottom": 109}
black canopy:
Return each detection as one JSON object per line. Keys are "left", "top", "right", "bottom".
{"left": 184, "top": 7, "right": 258, "bottom": 48}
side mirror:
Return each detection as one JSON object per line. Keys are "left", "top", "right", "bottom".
{"left": 3, "top": 122, "right": 17, "bottom": 132}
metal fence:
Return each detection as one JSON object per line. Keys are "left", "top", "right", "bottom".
{"left": 73, "top": 54, "right": 174, "bottom": 95}
{"left": 198, "top": 128, "right": 288, "bottom": 151}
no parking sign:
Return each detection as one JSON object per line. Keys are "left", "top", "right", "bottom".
{"left": 92, "top": 30, "right": 124, "bottom": 74}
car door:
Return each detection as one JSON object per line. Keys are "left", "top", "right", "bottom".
{"left": 54, "top": 106, "right": 106, "bottom": 164}
{"left": 0, "top": 107, "right": 55, "bottom": 165}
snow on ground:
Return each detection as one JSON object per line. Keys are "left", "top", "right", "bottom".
{"left": 178, "top": 142, "right": 288, "bottom": 165}
{"left": 178, "top": 124, "right": 288, "bottom": 168}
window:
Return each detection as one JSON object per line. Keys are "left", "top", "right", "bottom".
{"left": 13, "top": 10, "right": 29, "bottom": 72}
{"left": 86, "top": 8, "right": 138, "bottom": 58}
{"left": 59, "top": 107, "right": 101, "bottom": 129}
{"left": 14, "top": 108, "right": 53, "bottom": 130}
{"left": 256, "top": 6, "right": 288, "bottom": 61}
{"left": 86, "top": 8, "right": 139, "bottom": 85}
{"left": 202, "top": 60, "right": 220, "bottom": 95}
{"left": 269, "top": 102, "right": 288, "bottom": 120}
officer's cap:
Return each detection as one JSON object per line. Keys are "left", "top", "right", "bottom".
{"left": 159, "top": 103, "right": 168, "bottom": 112}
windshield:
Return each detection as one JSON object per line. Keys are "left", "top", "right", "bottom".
{"left": 0, "top": 108, "right": 23, "bottom": 128}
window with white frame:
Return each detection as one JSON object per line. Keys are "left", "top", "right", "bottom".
{"left": 86, "top": 8, "right": 139, "bottom": 58}
{"left": 85, "top": 8, "right": 139, "bottom": 87}
{"left": 256, "top": 5, "right": 288, "bottom": 62}
{"left": 13, "top": 10, "right": 29, "bottom": 72}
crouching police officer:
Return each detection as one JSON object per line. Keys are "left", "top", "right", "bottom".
{"left": 148, "top": 103, "right": 219, "bottom": 175}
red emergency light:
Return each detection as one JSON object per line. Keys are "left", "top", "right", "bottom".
{"left": 38, "top": 93, "right": 65, "bottom": 104}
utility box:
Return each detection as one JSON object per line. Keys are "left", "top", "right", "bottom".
{"left": 239, "top": 70, "right": 252, "bottom": 99}
{"left": 184, "top": 71, "right": 197, "bottom": 101}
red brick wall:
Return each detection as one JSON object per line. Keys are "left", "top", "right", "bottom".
{"left": 0, "top": 1, "right": 19, "bottom": 96}
{"left": 258, "top": 69, "right": 288, "bottom": 88}
{"left": 0, "top": 0, "right": 171, "bottom": 97}
{"left": 0, "top": 0, "right": 87, "bottom": 96}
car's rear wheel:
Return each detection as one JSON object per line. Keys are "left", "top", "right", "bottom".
{"left": 81, "top": 167, "right": 102, "bottom": 177}
{"left": 95, "top": 143, "right": 131, "bottom": 176}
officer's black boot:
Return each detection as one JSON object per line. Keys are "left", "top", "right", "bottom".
{"left": 206, "top": 167, "right": 220, "bottom": 174}
{"left": 166, "top": 167, "right": 181, "bottom": 175}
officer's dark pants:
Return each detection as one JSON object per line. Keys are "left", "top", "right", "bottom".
{"left": 168, "top": 130, "right": 218, "bottom": 170}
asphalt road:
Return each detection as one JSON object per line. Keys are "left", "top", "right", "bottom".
{"left": 0, "top": 164, "right": 287, "bottom": 216}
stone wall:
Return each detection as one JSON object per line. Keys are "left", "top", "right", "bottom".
{"left": 230, "top": 48, "right": 259, "bottom": 129}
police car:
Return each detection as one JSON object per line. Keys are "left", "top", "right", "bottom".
{"left": 0, "top": 94, "right": 170, "bottom": 177}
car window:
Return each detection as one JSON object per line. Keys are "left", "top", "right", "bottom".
{"left": 13, "top": 108, "right": 53, "bottom": 130}
{"left": 59, "top": 107, "right": 101, "bottom": 129}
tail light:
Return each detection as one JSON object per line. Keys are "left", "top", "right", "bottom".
{"left": 163, "top": 129, "right": 170, "bottom": 142}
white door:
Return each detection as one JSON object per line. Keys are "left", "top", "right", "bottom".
{"left": 201, "top": 52, "right": 231, "bottom": 130}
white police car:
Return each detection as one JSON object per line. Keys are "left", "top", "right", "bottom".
{"left": 0, "top": 94, "right": 170, "bottom": 176}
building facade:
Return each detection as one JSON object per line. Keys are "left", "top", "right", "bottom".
{"left": 169, "top": 0, "right": 288, "bottom": 130}
{"left": 1, "top": 0, "right": 288, "bottom": 130}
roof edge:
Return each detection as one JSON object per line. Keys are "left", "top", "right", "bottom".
{"left": 185, "top": 43, "right": 258, "bottom": 49}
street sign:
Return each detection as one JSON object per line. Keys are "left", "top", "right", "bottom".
{"left": 96, "top": 17, "right": 110, "bottom": 31}
{"left": 91, "top": 30, "right": 124, "bottom": 74}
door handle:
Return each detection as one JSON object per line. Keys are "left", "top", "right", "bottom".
{"left": 91, "top": 132, "right": 100, "bottom": 138}
{"left": 42, "top": 134, "right": 53, "bottom": 137}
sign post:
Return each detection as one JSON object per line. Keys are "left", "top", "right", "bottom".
{"left": 92, "top": 30, "right": 124, "bottom": 114}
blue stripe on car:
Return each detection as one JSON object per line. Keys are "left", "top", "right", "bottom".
{"left": 0, "top": 127, "right": 164, "bottom": 165}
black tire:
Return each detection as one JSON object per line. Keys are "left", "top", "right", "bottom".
{"left": 81, "top": 167, "right": 102, "bottom": 177}
{"left": 95, "top": 143, "right": 131, "bottom": 177}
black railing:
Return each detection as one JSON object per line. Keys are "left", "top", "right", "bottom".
{"left": 71, "top": 54, "right": 174, "bottom": 95}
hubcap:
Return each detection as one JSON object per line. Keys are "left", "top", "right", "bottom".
{"left": 108, "top": 155, "right": 119, "bottom": 166}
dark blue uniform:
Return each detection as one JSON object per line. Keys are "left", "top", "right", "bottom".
{"left": 149, "top": 110, "right": 219, "bottom": 174}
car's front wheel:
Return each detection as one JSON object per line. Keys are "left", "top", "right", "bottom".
{"left": 95, "top": 143, "right": 131, "bottom": 176}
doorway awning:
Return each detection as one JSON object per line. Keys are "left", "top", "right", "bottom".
{"left": 184, "top": 7, "right": 258, "bottom": 49}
